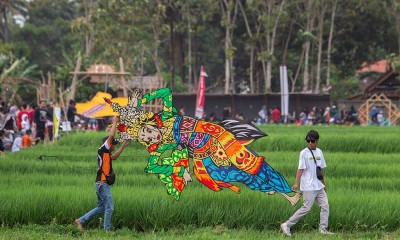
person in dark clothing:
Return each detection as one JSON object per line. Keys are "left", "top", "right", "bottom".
{"left": 75, "top": 116, "right": 130, "bottom": 231}
{"left": 222, "top": 106, "right": 231, "bottom": 120}
{"left": 67, "top": 99, "right": 77, "bottom": 128}
{"left": 46, "top": 103, "right": 54, "bottom": 141}
{"left": 0, "top": 129, "right": 5, "bottom": 155}
{"left": 33, "top": 100, "right": 52, "bottom": 144}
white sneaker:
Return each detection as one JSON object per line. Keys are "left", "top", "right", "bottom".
{"left": 280, "top": 223, "right": 292, "bottom": 237}
{"left": 320, "top": 229, "right": 335, "bottom": 235}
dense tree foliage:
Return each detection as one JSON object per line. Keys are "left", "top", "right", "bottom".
{"left": 1, "top": 0, "right": 400, "bottom": 103}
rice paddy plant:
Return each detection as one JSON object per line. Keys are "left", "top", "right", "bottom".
{"left": 0, "top": 126, "right": 399, "bottom": 232}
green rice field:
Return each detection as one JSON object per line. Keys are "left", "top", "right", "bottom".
{"left": 0, "top": 125, "right": 399, "bottom": 239}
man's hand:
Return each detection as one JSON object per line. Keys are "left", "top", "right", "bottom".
{"left": 122, "top": 139, "right": 131, "bottom": 147}
{"left": 292, "top": 183, "right": 298, "bottom": 191}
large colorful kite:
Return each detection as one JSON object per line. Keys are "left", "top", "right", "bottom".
{"left": 104, "top": 88, "right": 301, "bottom": 205}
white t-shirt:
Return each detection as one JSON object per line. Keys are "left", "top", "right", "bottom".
{"left": 298, "top": 147, "right": 327, "bottom": 191}
{"left": 11, "top": 136, "right": 22, "bottom": 152}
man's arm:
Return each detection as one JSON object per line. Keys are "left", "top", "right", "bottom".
{"left": 292, "top": 169, "right": 303, "bottom": 191}
{"left": 111, "top": 140, "right": 130, "bottom": 160}
{"left": 107, "top": 116, "right": 119, "bottom": 143}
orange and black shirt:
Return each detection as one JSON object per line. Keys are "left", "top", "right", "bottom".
{"left": 96, "top": 138, "right": 113, "bottom": 182}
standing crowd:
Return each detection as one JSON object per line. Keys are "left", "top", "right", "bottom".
{"left": 0, "top": 98, "right": 106, "bottom": 156}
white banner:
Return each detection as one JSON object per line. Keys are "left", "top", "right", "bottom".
{"left": 279, "top": 65, "right": 289, "bottom": 123}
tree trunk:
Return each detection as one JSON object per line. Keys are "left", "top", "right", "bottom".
{"left": 237, "top": 0, "right": 256, "bottom": 93}
{"left": 302, "top": 40, "right": 311, "bottom": 92}
{"left": 169, "top": 12, "right": 175, "bottom": 91}
{"left": 282, "top": 19, "right": 293, "bottom": 65}
{"left": 326, "top": 0, "right": 337, "bottom": 87}
{"left": 315, "top": 1, "right": 327, "bottom": 93}
{"left": 302, "top": 0, "right": 315, "bottom": 93}
{"left": 221, "top": 0, "right": 237, "bottom": 94}
{"left": 83, "top": 0, "right": 94, "bottom": 56}
{"left": 70, "top": 56, "right": 82, "bottom": 101}
{"left": 2, "top": 6, "right": 9, "bottom": 43}
{"left": 187, "top": 3, "right": 193, "bottom": 92}
{"left": 222, "top": 0, "right": 232, "bottom": 94}
{"left": 292, "top": 48, "right": 305, "bottom": 93}
{"left": 250, "top": 46, "right": 255, "bottom": 93}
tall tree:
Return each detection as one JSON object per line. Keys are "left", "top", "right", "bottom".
{"left": 326, "top": 0, "right": 338, "bottom": 87}
{"left": 301, "top": 0, "right": 316, "bottom": 92}
{"left": 259, "top": 0, "right": 286, "bottom": 93}
{"left": 220, "top": 0, "right": 238, "bottom": 94}
{"left": 0, "top": 0, "right": 27, "bottom": 43}
{"left": 13, "top": 0, "right": 79, "bottom": 74}
{"left": 315, "top": 0, "right": 327, "bottom": 93}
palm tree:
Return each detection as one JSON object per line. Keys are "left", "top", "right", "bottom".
{"left": 0, "top": 53, "right": 38, "bottom": 104}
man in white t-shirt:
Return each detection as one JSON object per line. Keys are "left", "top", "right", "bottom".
{"left": 280, "top": 130, "right": 334, "bottom": 236}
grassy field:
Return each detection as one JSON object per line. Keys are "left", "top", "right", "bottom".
{"left": 0, "top": 125, "right": 399, "bottom": 239}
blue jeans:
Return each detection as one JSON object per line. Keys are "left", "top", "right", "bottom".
{"left": 79, "top": 183, "right": 114, "bottom": 230}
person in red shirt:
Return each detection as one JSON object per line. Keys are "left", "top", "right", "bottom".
{"left": 271, "top": 106, "right": 281, "bottom": 124}
{"left": 26, "top": 104, "right": 35, "bottom": 127}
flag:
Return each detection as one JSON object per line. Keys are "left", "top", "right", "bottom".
{"left": 195, "top": 66, "right": 208, "bottom": 119}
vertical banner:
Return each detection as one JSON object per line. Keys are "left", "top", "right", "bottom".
{"left": 279, "top": 65, "right": 289, "bottom": 123}
{"left": 53, "top": 107, "right": 61, "bottom": 140}
{"left": 194, "top": 66, "right": 208, "bottom": 119}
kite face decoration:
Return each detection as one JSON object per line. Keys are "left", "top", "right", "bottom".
{"left": 105, "top": 88, "right": 301, "bottom": 205}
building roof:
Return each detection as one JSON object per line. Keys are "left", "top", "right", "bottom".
{"left": 357, "top": 60, "right": 389, "bottom": 74}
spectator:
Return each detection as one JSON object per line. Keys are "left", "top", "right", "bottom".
{"left": 271, "top": 106, "right": 281, "bottom": 124}
{"left": 330, "top": 105, "right": 338, "bottom": 124}
{"left": 234, "top": 112, "right": 245, "bottom": 121}
{"left": 67, "top": 99, "right": 77, "bottom": 128}
{"left": 258, "top": 105, "right": 268, "bottom": 124}
{"left": 0, "top": 129, "right": 5, "bottom": 155}
{"left": 0, "top": 106, "right": 5, "bottom": 128}
{"left": 299, "top": 111, "right": 307, "bottom": 125}
{"left": 222, "top": 105, "right": 231, "bottom": 120}
{"left": 17, "top": 104, "right": 28, "bottom": 130}
{"left": 21, "top": 129, "right": 40, "bottom": 149}
{"left": 377, "top": 111, "right": 387, "bottom": 126}
{"left": 207, "top": 112, "right": 219, "bottom": 122}
{"left": 11, "top": 131, "right": 23, "bottom": 152}
{"left": 294, "top": 116, "right": 303, "bottom": 126}
{"left": 179, "top": 106, "right": 185, "bottom": 116}
{"left": 27, "top": 104, "right": 35, "bottom": 126}
{"left": 307, "top": 108, "right": 316, "bottom": 125}
{"left": 33, "top": 100, "right": 51, "bottom": 144}
{"left": 46, "top": 102, "right": 54, "bottom": 141}
{"left": 315, "top": 107, "right": 324, "bottom": 124}
{"left": 2, "top": 130, "right": 14, "bottom": 151}
{"left": 370, "top": 106, "right": 378, "bottom": 125}
{"left": 3, "top": 105, "right": 18, "bottom": 133}
{"left": 323, "top": 107, "right": 331, "bottom": 124}
{"left": 21, "top": 114, "right": 30, "bottom": 133}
